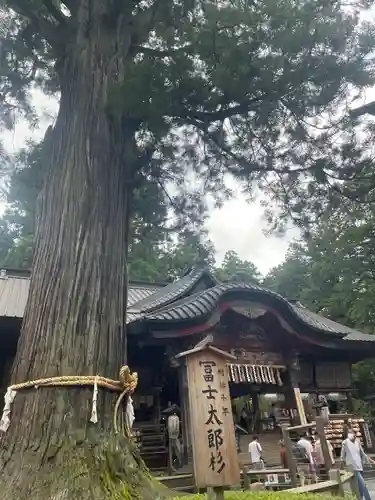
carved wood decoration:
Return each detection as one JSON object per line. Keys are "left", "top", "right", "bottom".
{"left": 315, "top": 362, "right": 351, "bottom": 389}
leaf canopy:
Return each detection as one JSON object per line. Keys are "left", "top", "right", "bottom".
{"left": 2, "top": 0, "right": 375, "bottom": 226}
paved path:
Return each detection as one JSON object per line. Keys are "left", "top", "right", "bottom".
{"left": 344, "top": 476, "right": 375, "bottom": 497}
{"left": 367, "top": 478, "right": 375, "bottom": 496}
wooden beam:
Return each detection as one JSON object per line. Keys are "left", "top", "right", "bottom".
{"left": 287, "top": 422, "right": 315, "bottom": 431}
{"left": 175, "top": 344, "right": 237, "bottom": 361}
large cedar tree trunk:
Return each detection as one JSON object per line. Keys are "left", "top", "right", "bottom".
{"left": 0, "top": 5, "right": 165, "bottom": 499}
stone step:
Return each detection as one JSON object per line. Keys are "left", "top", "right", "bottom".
{"left": 239, "top": 433, "right": 282, "bottom": 466}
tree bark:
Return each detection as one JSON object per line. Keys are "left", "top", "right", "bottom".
{"left": 0, "top": 4, "right": 165, "bottom": 499}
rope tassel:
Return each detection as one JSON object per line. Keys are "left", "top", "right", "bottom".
{"left": 0, "top": 366, "right": 138, "bottom": 434}
{"left": 90, "top": 376, "right": 99, "bottom": 424}
{"left": 0, "top": 388, "right": 17, "bottom": 432}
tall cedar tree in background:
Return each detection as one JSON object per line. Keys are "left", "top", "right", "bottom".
{"left": 265, "top": 191, "right": 375, "bottom": 407}
{"left": 2, "top": 0, "right": 375, "bottom": 498}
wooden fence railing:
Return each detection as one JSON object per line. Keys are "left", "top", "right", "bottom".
{"left": 159, "top": 468, "right": 360, "bottom": 497}
{"left": 288, "top": 470, "right": 359, "bottom": 498}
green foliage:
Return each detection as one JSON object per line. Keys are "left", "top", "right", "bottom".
{"left": 2, "top": 0, "right": 375, "bottom": 229}
{"left": 0, "top": 142, "right": 44, "bottom": 269}
{"left": 263, "top": 193, "right": 375, "bottom": 401}
{"left": 2, "top": 0, "right": 375, "bottom": 281}
{"left": 129, "top": 230, "right": 216, "bottom": 282}
{"left": 215, "top": 251, "right": 261, "bottom": 284}
{"left": 171, "top": 491, "right": 352, "bottom": 499}
{"left": 0, "top": 142, "right": 215, "bottom": 277}
{"left": 263, "top": 246, "right": 310, "bottom": 299}
{"left": 350, "top": 396, "right": 372, "bottom": 418}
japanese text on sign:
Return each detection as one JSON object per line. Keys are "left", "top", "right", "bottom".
{"left": 186, "top": 348, "right": 240, "bottom": 488}
{"left": 200, "top": 360, "right": 226, "bottom": 474}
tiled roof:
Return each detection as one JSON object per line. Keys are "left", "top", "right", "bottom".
{"left": 290, "top": 303, "right": 358, "bottom": 337}
{"left": 132, "top": 281, "right": 375, "bottom": 342}
{"left": 0, "top": 270, "right": 160, "bottom": 321}
{"left": 127, "top": 284, "right": 161, "bottom": 321}
{"left": 127, "top": 265, "right": 214, "bottom": 315}
{"left": 1, "top": 267, "right": 373, "bottom": 343}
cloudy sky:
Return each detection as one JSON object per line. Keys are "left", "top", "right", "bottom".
{"left": 207, "top": 199, "right": 300, "bottom": 274}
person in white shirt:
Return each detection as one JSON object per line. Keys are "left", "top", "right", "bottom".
{"left": 297, "top": 435, "right": 314, "bottom": 464}
{"left": 296, "top": 434, "right": 316, "bottom": 485}
{"left": 248, "top": 435, "right": 264, "bottom": 469}
{"left": 341, "top": 431, "right": 375, "bottom": 500}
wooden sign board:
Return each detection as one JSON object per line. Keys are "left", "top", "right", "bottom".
{"left": 293, "top": 386, "right": 307, "bottom": 425}
{"left": 185, "top": 347, "right": 240, "bottom": 488}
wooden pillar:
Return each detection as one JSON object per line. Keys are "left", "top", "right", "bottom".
{"left": 281, "top": 424, "right": 298, "bottom": 487}
{"left": 316, "top": 416, "right": 333, "bottom": 471}
{"left": 178, "top": 358, "right": 190, "bottom": 464}
{"left": 329, "top": 469, "right": 344, "bottom": 497}
{"left": 251, "top": 391, "right": 260, "bottom": 434}
{"left": 207, "top": 487, "right": 224, "bottom": 500}
{"left": 154, "top": 388, "right": 161, "bottom": 424}
{"left": 286, "top": 355, "right": 307, "bottom": 425}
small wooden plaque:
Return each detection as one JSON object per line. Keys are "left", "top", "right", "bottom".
{"left": 184, "top": 347, "right": 240, "bottom": 488}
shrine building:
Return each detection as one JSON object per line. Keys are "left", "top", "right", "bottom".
{"left": 1, "top": 266, "right": 375, "bottom": 471}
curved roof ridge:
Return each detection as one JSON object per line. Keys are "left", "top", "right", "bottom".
{"left": 132, "top": 281, "right": 371, "bottom": 340}
{"left": 127, "top": 264, "right": 216, "bottom": 314}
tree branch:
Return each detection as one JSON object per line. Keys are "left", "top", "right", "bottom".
{"left": 43, "top": 0, "right": 68, "bottom": 25}
{"left": 196, "top": 123, "right": 315, "bottom": 176}
{"left": 59, "top": 0, "right": 78, "bottom": 18}
{"left": 8, "top": 0, "right": 61, "bottom": 47}
{"left": 136, "top": 44, "right": 193, "bottom": 58}
{"left": 350, "top": 100, "right": 375, "bottom": 118}
{"left": 175, "top": 98, "right": 266, "bottom": 124}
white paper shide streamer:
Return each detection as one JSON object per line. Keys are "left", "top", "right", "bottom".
{"left": 126, "top": 395, "right": 135, "bottom": 430}
{"left": 90, "top": 376, "right": 99, "bottom": 424}
{"left": 0, "top": 387, "right": 17, "bottom": 432}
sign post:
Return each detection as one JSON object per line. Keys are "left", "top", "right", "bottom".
{"left": 176, "top": 344, "right": 240, "bottom": 495}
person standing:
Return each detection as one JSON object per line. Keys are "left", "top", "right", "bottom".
{"left": 248, "top": 435, "right": 264, "bottom": 470}
{"left": 295, "top": 434, "right": 316, "bottom": 485}
{"left": 341, "top": 431, "right": 375, "bottom": 500}
{"left": 297, "top": 434, "right": 314, "bottom": 464}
